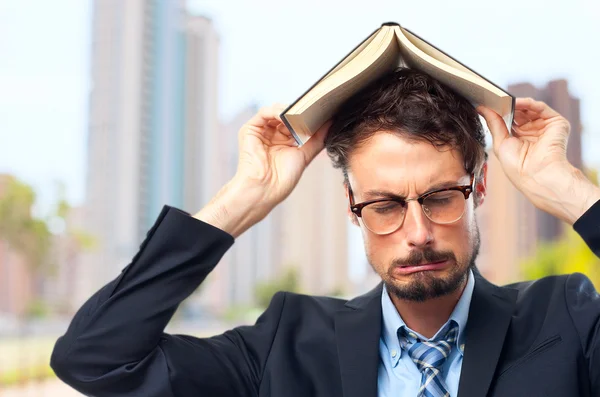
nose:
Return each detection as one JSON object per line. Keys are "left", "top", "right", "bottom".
{"left": 402, "top": 200, "right": 433, "bottom": 247}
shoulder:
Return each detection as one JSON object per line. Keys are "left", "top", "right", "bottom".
{"left": 262, "top": 284, "right": 381, "bottom": 327}
{"left": 265, "top": 291, "right": 353, "bottom": 327}
{"left": 503, "top": 273, "right": 570, "bottom": 294}
{"left": 237, "top": 291, "right": 349, "bottom": 338}
{"left": 277, "top": 291, "right": 350, "bottom": 313}
{"left": 502, "top": 273, "right": 598, "bottom": 307}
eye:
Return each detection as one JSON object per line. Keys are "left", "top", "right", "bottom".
{"left": 371, "top": 201, "right": 402, "bottom": 214}
{"left": 424, "top": 191, "right": 462, "bottom": 207}
{"left": 428, "top": 196, "right": 451, "bottom": 204}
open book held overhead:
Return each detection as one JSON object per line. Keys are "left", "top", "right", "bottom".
{"left": 281, "top": 22, "right": 515, "bottom": 146}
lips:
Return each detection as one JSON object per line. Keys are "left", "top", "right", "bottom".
{"left": 399, "top": 260, "right": 446, "bottom": 268}
{"left": 393, "top": 260, "right": 448, "bottom": 275}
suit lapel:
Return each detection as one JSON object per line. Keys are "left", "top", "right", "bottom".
{"left": 458, "top": 274, "right": 518, "bottom": 397}
{"left": 335, "top": 282, "right": 383, "bottom": 397}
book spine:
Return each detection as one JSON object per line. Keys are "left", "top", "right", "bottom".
{"left": 280, "top": 113, "right": 305, "bottom": 147}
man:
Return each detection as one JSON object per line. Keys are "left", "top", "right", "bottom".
{"left": 51, "top": 68, "right": 600, "bottom": 397}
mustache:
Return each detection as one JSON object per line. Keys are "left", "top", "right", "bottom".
{"left": 391, "top": 248, "right": 456, "bottom": 268}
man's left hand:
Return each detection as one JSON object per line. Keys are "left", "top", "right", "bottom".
{"left": 477, "top": 97, "right": 600, "bottom": 225}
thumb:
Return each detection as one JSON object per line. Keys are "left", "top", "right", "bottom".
{"left": 300, "top": 120, "right": 332, "bottom": 165}
{"left": 477, "top": 105, "right": 509, "bottom": 156}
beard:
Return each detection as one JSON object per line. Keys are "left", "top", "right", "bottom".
{"left": 373, "top": 223, "right": 481, "bottom": 302}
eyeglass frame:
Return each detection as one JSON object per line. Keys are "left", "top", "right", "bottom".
{"left": 348, "top": 173, "right": 476, "bottom": 234}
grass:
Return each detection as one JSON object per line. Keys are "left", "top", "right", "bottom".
{"left": 0, "top": 336, "right": 58, "bottom": 387}
{"left": 0, "top": 365, "right": 55, "bottom": 388}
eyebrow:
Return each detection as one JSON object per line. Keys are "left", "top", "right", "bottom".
{"left": 362, "top": 180, "right": 465, "bottom": 200}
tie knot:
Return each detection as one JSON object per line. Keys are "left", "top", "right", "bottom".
{"left": 403, "top": 323, "right": 458, "bottom": 372}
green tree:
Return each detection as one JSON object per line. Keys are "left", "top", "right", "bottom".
{"left": 48, "top": 180, "right": 95, "bottom": 250}
{"left": 327, "top": 285, "right": 346, "bottom": 298}
{"left": 0, "top": 176, "right": 51, "bottom": 273}
{"left": 521, "top": 228, "right": 600, "bottom": 287}
{"left": 521, "top": 167, "right": 599, "bottom": 286}
{"left": 0, "top": 176, "right": 53, "bottom": 384}
{"left": 254, "top": 267, "right": 301, "bottom": 309}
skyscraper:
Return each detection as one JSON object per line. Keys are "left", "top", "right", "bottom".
{"left": 181, "top": 15, "right": 221, "bottom": 212}
{"left": 85, "top": 0, "right": 147, "bottom": 289}
{"left": 476, "top": 152, "right": 539, "bottom": 283}
{"left": 278, "top": 151, "right": 350, "bottom": 296}
{"left": 84, "top": 1, "right": 220, "bottom": 298}
{"left": 85, "top": 1, "right": 348, "bottom": 312}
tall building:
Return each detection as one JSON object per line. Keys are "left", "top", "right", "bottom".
{"left": 86, "top": 0, "right": 143, "bottom": 289}
{"left": 477, "top": 79, "right": 584, "bottom": 283}
{"left": 476, "top": 152, "right": 539, "bottom": 284}
{"left": 84, "top": 1, "right": 221, "bottom": 298}
{"left": 279, "top": 152, "right": 350, "bottom": 296}
{"left": 196, "top": 106, "right": 285, "bottom": 312}
{"left": 139, "top": 0, "right": 188, "bottom": 235}
{"left": 85, "top": 1, "right": 348, "bottom": 312}
{"left": 182, "top": 15, "right": 221, "bottom": 212}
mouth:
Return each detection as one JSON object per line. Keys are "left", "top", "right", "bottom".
{"left": 393, "top": 260, "right": 448, "bottom": 275}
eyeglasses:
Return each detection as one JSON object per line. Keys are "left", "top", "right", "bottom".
{"left": 348, "top": 174, "right": 475, "bottom": 235}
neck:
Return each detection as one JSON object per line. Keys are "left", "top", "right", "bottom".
{"left": 389, "top": 278, "right": 468, "bottom": 339}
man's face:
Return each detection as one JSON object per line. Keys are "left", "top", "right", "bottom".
{"left": 346, "top": 131, "right": 485, "bottom": 302}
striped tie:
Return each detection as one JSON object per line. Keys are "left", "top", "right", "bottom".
{"left": 404, "top": 323, "right": 458, "bottom": 397}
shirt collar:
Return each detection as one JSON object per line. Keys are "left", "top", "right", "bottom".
{"left": 381, "top": 269, "right": 475, "bottom": 366}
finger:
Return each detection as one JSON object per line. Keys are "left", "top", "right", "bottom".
{"left": 513, "top": 110, "right": 533, "bottom": 127}
{"left": 300, "top": 120, "right": 333, "bottom": 165}
{"left": 276, "top": 122, "right": 293, "bottom": 138}
{"left": 517, "top": 116, "right": 548, "bottom": 131}
{"left": 247, "top": 104, "right": 289, "bottom": 128}
{"left": 520, "top": 109, "right": 542, "bottom": 123}
{"left": 477, "top": 105, "right": 509, "bottom": 155}
{"left": 510, "top": 124, "right": 531, "bottom": 139}
{"left": 515, "top": 97, "right": 559, "bottom": 119}
{"left": 511, "top": 125, "right": 541, "bottom": 141}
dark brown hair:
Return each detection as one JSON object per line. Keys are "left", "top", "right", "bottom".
{"left": 325, "top": 67, "right": 487, "bottom": 184}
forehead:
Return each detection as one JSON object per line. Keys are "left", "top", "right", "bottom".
{"left": 347, "top": 131, "right": 467, "bottom": 191}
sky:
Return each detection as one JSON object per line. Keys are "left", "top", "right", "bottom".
{"left": 1, "top": 0, "right": 600, "bottom": 218}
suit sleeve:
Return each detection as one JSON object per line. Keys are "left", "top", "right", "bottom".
{"left": 50, "top": 205, "right": 286, "bottom": 397}
{"left": 568, "top": 199, "right": 600, "bottom": 392}
{"left": 573, "top": 198, "right": 600, "bottom": 259}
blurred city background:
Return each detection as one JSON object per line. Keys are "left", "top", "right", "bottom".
{"left": 1, "top": 0, "right": 599, "bottom": 395}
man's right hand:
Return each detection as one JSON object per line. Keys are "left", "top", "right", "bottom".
{"left": 193, "top": 104, "right": 331, "bottom": 238}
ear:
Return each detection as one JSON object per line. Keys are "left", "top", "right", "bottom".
{"left": 345, "top": 184, "right": 360, "bottom": 227}
{"left": 474, "top": 162, "right": 488, "bottom": 207}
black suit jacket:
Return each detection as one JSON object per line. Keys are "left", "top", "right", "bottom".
{"left": 51, "top": 200, "right": 600, "bottom": 397}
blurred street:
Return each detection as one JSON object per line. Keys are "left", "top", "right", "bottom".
{"left": 0, "top": 380, "right": 82, "bottom": 397}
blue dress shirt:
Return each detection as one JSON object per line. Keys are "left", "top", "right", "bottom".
{"left": 377, "top": 269, "right": 475, "bottom": 397}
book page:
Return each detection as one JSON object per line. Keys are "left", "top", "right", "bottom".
{"left": 401, "top": 28, "right": 476, "bottom": 77}
{"left": 394, "top": 26, "right": 513, "bottom": 131}
{"left": 290, "top": 27, "right": 392, "bottom": 114}
{"left": 286, "top": 28, "right": 400, "bottom": 143}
